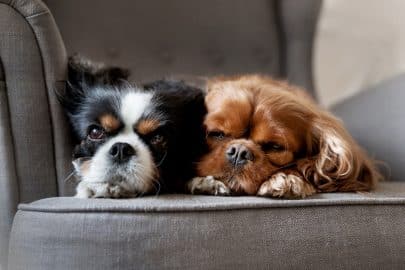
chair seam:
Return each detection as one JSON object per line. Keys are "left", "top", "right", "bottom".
{"left": 25, "top": 10, "right": 49, "bottom": 19}
{"left": 17, "top": 197, "right": 405, "bottom": 214}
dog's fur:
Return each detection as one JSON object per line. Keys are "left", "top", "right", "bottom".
{"left": 59, "top": 56, "right": 206, "bottom": 198}
{"left": 188, "top": 75, "right": 381, "bottom": 198}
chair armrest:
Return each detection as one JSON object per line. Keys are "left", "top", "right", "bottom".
{"left": 332, "top": 74, "right": 405, "bottom": 181}
{"left": 0, "top": 0, "right": 69, "bottom": 268}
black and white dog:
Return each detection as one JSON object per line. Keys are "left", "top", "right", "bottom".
{"left": 60, "top": 56, "right": 206, "bottom": 198}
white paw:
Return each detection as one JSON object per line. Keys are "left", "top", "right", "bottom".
{"left": 188, "top": 176, "right": 230, "bottom": 196}
{"left": 75, "top": 187, "right": 93, "bottom": 198}
{"left": 75, "top": 182, "right": 93, "bottom": 198}
{"left": 75, "top": 182, "right": 110, "bottom": 198}
{"left": 90, "top": 183, "right": 111, "bottom": 198}
{"left": 257, "top": 172, "right": 316, "bottom": 199}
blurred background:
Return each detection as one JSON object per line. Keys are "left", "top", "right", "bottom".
{"left": 315, "top": 0, "right": 405, "bottom": 106}
{"left": 44, "top": 0, "right": 405, "bottom": 107}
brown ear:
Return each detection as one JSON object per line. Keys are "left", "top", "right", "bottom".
{"left": 297, "top": 114, "right": 380, "bottom": 192}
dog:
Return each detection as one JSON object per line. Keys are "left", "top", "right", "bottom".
{"left": 188, "top": 75, "right": 381, "bottom": 198}
{"left": 60, "top": 56, "right": 206, "bottom": 198}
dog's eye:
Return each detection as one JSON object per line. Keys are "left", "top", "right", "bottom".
{"left": 150, "top": 134, "right": 165, "bottom": 145}
{"left": 207, "top": 130, "right": 225, "bottom": 139}
{"left": 88, "top": 125, "right": 105, "bottom": 140}
{"left": 261, "top": 142, "right": 284, "bottom": 152}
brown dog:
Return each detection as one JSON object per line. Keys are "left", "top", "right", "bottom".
{"left": 188, "top": 75, "right": 381, "bottom": 198}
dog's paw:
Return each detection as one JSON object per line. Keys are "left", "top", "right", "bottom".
{"left": 75, "top": 182, "right": 95, "bottom": 198}
{"left": 107, "top": 185, "right": 124, "bottom": 198}
{"left": 75, "top": 182, "right": 111, "bottom": 198}
{"left": 188, "top": 176, "right": 230, "bottom": 196}
{"left": 90, "top": 183, "right": 113, "bottom": 198}
{"left": 107, "top": 184, "right": 135, "bottom": 198}
{"left": 257, "top": 172, "right": 316, "bottom": 199}
{"left": 75, "top": 186, "right": 93, "bottom": 198}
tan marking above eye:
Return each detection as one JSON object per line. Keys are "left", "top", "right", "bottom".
{"left": 99, "top": 114, "right": 121, "bottom": 132}
{"left": 136, "top": 119, "right": 161, "bottom": 135}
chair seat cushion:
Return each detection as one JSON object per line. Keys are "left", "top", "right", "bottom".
{"left": 8, "top": 182, "right": 405, "bottom": 270}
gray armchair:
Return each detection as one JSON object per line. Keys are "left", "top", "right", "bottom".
{"left": 1, "top": 0, "right": 405, "bottom": 269}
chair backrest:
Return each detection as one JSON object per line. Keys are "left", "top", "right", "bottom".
{"left": 45, "top": 0, "right": 321, "bottom": 94}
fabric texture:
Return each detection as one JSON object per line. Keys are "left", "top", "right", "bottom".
{"left": 8, "top": 183, "right": 405, "bottom": 270}
{"left": 17, "top": 182, "right": 405, "bottom": 213}
{"left": 333, "top": 74, "right": 405, "bottom": 181}
{"left": 0, "top": 59, "right": 18, "bottom": 270}
{"left": 45, "top": 0, "right": 281, "bottom": 83}
{"left": 0, "top": 0, "right": 67, "bottom": 268}
{"left": 44, "top": 0, "right": 320, "bottom": 96}
{"left": 0, "top": 0, "right": 72, "bottom": 199}
{"left": 277, "top": 0, "right": 322, "bottom": 96}
{"left": 0, "top": 0, "right": 56, "bottom": 207}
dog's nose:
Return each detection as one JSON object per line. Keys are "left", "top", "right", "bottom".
{"left": 226, "top": 144, "right": 254, "bottom": 167}
{"left": 109, "top": 143, "right": 136, "bottom": 163}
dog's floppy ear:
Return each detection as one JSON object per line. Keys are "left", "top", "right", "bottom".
{"left": 297, "top": 113, "right": 381, "bottom": 192}
{"left": 67, "top": 54, "right": 130, "bottom": 90}
{"left": 58, "top": 55, "right": 130, "bottom": 116}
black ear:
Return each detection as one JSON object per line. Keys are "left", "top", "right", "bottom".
{"left": 58, "top": 55, "right": 130, "bottom": 116}
{"left": 68, "top": 54, "right": 130, "bottom": 90}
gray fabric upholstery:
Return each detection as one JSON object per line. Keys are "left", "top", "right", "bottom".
{"left": 44, "top": 0, "right": 320, "bottom": 96}
{"left": 0, "top": 0, "right": 68, "bottom": 267}
{"left": 8, "top": 183, "right": 405, "bottom": 270}
{"left": 0, "top": 56, "right": 3, "bottom": 80}
{"left": 45, "top": 0, "right": 281, "bottom": 81}
{"left": 0, "top": 57, "right": 18, "bottom": 270}
{"left": 0, "top": 0, "right": 56, "bottom": 207}
{"left": 277, "top": 0, "right": 322, "bottom": 96}
{"left": 332, "top": 74, "right": 405, "bottom": 181}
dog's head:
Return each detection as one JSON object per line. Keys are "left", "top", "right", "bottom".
{"left": 197, "top": 75, "right": 380, "bottom": 195}
{"left": 60, "top": 56, "right": 206, "bottom": 195}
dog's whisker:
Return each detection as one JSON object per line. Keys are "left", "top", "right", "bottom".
{"left": 156, "top": 151, "right": 168, "bottom": 168}
{"left": 64, "top": 170, "right": 77, "bottom": 183}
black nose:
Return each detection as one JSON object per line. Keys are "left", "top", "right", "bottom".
{"left": 226, "top": 144, "right": 254, "bottom": 167}
{"left": 109, "top": 143, "right": 136, "bottom": 163}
